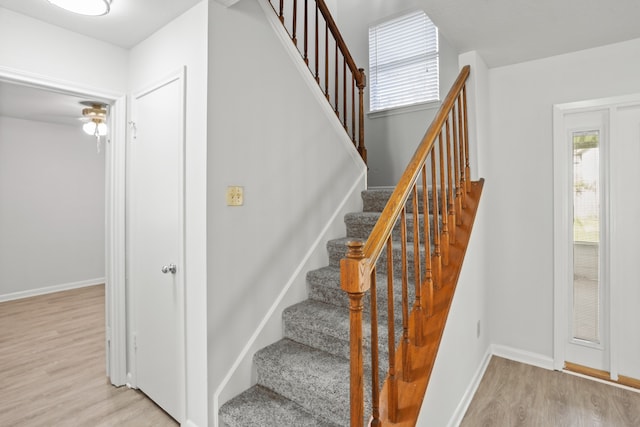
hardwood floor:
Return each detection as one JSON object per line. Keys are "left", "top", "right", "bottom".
{"left": 460, "top": 356, "right": 640, "bottom": 427}
{"left": 0, "top": 285, "right": 178, "bottom": 427}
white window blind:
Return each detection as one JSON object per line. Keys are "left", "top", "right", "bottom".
{"left": 369, "top": 11, "right": 439, "bottom": 112}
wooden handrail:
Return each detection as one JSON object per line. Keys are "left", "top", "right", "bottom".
{"left": 341, "top": 65, "right": 478, "bottom": 427}
{"left": 314, "top": 0, "right": 365, "bottom": 88}
{"left": 267, "top": 0, "right": 367, "bottom": 164}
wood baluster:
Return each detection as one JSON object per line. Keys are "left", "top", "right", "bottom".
{"left": 386, "top": 238, "right": 398, "bottom": 422}
{"left": 351, "top": 76, "right": 356, "bottom": 143}
{"left": 451, "top": 103, "right": 463, "bottom": 224}
{"left": 334, "top": 43, "right": 339, "bottom": 116}
{"left": 325, "top": 22, "right": 329, "bottom": 99}
{"left": 303, "top": 0, "right": 308, "bottom": 64}
{"left": 278, "top": 0, "right": 284, "bottom": 23}
{"left": 431, "top": 143, "right": 442, "bottom": 285}
{"left": 292, "top": 0, "right": 298, "bottom": 46}
{"left": 370, "top": 269, "right": 381, "bottom": 427}
{"left": 421, "top": 165, "right": 434, "bottom": 315}
{"left": 463, "top": 84, "right": 471, "bottom": 194}
{"left": 457, "top": 95, "right": 467, "bottom": 208}
{"left": 343, "top": 58, "right": 347, "bottom": 128}
{"left": 439, "top": 130, "right": 450, "bottom": 266}
{"left": 357, "top": 69, "right": 367, "bottom": 163}
{"left": 314, "top": 4, "right": 319, "bottom": 82}
{"left": 400, "top": 208, "right": 412, "bottom": 382}
{"left": 445, "top": 118, "right": 457, "bottom": 244}
{"left": 411, "top": 185, "right": 424, "bottom": 346}
{"left": 340, "top": 240, "right": 368, "bottom": 427}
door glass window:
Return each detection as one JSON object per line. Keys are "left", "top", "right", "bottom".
{"left": 572, "top": 130, "right": 600, "bottom": 343}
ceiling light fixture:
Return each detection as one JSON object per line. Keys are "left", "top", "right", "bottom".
{"left": 47, "top": 0, "right": 112, "bottom": 16}
{"left": 81, "top": 102, "right": 109, "bottom": 153}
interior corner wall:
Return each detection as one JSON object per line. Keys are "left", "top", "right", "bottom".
{"left": 128, "top": 2, "right": 209, "bottom": 425}
{"left": 0, "top": 117, "right": 105, "bottom": 299}
{"left": 336, "top": 0, "right": 461, "bottom": 186}
{"left": 485, "top": 37, "right": 640, "bottom": 361}
{"left": 0, "top": 7, "right": 127, "bottom": 94}
{"left": 206, "top": 0, "right": 365, "bottom": 423}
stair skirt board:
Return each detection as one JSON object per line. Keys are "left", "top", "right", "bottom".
{"left": 219, "top": 188, "right": 436, "bottom": 426}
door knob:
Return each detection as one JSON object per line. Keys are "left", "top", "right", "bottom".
{"left": 161, "top": 264, "right": 177, "bottom": 274}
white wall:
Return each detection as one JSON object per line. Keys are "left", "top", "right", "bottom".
{"left": 337, "top": 0, "right": 461, "bottom": 186}
{"left": 418, "top": 190, "right": 489, "bottom": 427}
{"left": 207, "top": 0, "right": 366, "bottom": 424}
{"left": 485, "top": 37, "right": 640, "bottom": 361}
{"left": 0, "top": 7, "right": 127, "bottom": 94}
{"left": 0, "top": 117, "right": 105, "bottom": 299}
{"left": 128, "top": 2, "right": 209, "bottom": 425}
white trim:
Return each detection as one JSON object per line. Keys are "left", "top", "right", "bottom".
{"left": 214, "top": 0, "right": 239, "bottom": 6}
{"left": 367, "top": 99, "right": 440, "bottom": 119}
{"left": 446, "top": 347, "right": 492, "bottom": 427}
{"left": 105, "top": 95, "right": 128, "bottom": 386}
{"left": 0, "top": 65, "right": 121, "bottom": 102}
{"left": 0, "top": 278, "right": 105, "bottom": 302}
{"left": 490, "top": 344, "right": 555, "bottom": 371}
{"left": 212, "top": 172, "right": 366, "bottom": 427}
{"left": 257, "top": 0, "right": 367, "bottom": 172}
{"left": 182, "top": 420, "right": 201, "bottom": 427}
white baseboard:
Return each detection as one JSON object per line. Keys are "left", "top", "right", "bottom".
{"left": 490, "top": 344, "right": 554, "bottom": 370}
{"left": 0, "top": 278, "right": 105, "bottom": 303}
{"left": 446, "top": 347, "right": 493, "bottom": 427}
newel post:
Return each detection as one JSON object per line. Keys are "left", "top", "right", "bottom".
{"left": 340, "top": 240, "right": 371, "bottom": 427}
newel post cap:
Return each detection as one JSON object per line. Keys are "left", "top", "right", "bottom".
{"left": 340, "top": 240, "right": 371, "bottom": 294}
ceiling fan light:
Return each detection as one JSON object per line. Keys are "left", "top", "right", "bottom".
{"left": 47, "top": 0, "right": 111, "bottom": 16}
{"left": 83, "top": 121, "right": 98, "bottom": 135}
{"left": 96, "top": 122, "right": 108, "bottom": 136}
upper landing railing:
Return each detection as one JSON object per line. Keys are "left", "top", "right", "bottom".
{"left": 267, "top": 0, "right": 367, "bottom": 163}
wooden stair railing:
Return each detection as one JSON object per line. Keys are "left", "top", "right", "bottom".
{"left": 341, "top": 65, "right": 485, "bottom": 426}
{"left": 267, "top": 0, "right": 367, "bottom": 164}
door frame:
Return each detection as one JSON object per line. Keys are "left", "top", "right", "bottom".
{"left": 126, "top": 68, "right": 187, "bottom": 418}
{"left": 0, "top": 66, "right": 128, "bottom": 386}
{"left": 553, "top": 92, "right": 640, "bottom": 379}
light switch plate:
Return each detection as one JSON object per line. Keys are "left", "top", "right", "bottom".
{"left": 226, "top": 186, "right": 243, "bottom": 206}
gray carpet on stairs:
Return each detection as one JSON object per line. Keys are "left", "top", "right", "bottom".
{"left": 219, "top": 188, "right": 419, "bottom": 427}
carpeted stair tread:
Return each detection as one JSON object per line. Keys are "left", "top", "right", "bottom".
{"left": 254, "top": 338, "right": 371, "bottom": 426}
{"left": 345, "top": 211, "right": 433, "bottom": 242}
{"left": 362, "top": 187, "right": 439, "bottom": 213}
{"left": 327, "top": 237, "right": 427, "bottom": 278}
{"left": 306, "top": 266, "right": 415, "bottom": 319}
{"left": 219, "top": 384, "right": 340, "bottom": 427}
{"left": 283, "top": 299, "right": 395, "bottom": 367}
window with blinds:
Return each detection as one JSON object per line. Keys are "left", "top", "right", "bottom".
{"left": 368, "top": 10, "right": 439, "bottom": 113}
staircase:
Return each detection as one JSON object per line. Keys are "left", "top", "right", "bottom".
{"left": 219, "top": 188, "right": 423, "bottom": 426}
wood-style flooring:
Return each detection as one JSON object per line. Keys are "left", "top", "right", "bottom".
{"left": 0, "top": 285, "right": 178, "bottom": 427}
{"left": 460, "top": 356, "right": 640, "bottom": 427}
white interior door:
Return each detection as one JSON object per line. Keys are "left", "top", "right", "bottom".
{"left": 128, "top": 69, "right": 185, "bottom": 422}
{"left": 554, "top": 96, "right": 640, "bottom": 385}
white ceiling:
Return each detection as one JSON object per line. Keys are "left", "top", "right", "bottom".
{"left": 0, "top": 0, "right": 202, "bottom": 127}
{"left": 2, "top": 0, "right": 640, "bottom": 127}
{"left": 420, "top": 0, "right": 640, "bottom": 68}
{"left": 0, "top": 0, "right": 203, "bottom": 49}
